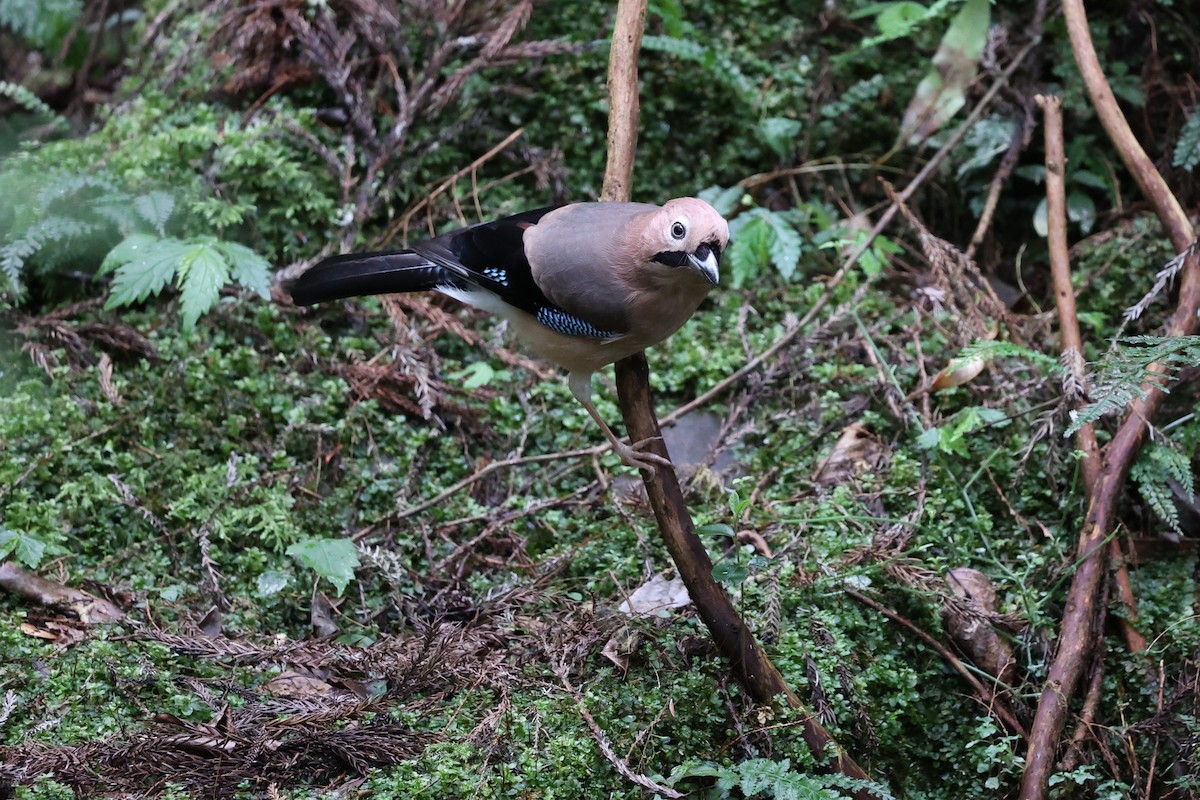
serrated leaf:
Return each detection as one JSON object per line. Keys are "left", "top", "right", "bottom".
{"left": 726, "top": 215, "right": 772, "bottom": 289}
{"left": 105, "top": 236, "right": 191, "bottom": 308}
{"left": 100, "top": 233, "right": 159, "bottom": 275}
{"left": 1173, "top": 109, "right": 1200, "bottom": 171}
{"left": 286, "top": 537, "right": 360, "bottom": 594}
{"left": 763, "top": 211, "right": 803, "bottom": 280}
{"left": 870, "top": 2, "right": 926, "bottom": 37}
{"left": 0, "top": 528, "right": 47, "bottom": 569}
{"left": 454, "top": 361, "right": 496, "bottom": 390}
{"left": 134, "top": 191, "right": 175, "bottom": 235}
{"left": 698, "top": 184, "right": 743, "bottom": 217}
{"left": 917, "top": 427, "right": 942, "bottom": 450}
{"left": 216, "top": 241, "right": 271, "bottom": 299}
{"left": 759, "top": 117, "right": 802, "bottom": 159}
{"left": 1132, "top": 458, "right": 1182, "bottom": 537}
{"left": 176, "top": 242, "right": 230, "bottom": 330}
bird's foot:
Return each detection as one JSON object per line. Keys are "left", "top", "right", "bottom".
{"left": 614, "top": 437, "right": 672, "bottom": 471}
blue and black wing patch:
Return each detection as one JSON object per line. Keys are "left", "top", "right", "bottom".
{"left": 413, "top": 206, "right": 623, "bottom": 340}
{"left": 534, "top": 306, "right": 619, "bottom": 339}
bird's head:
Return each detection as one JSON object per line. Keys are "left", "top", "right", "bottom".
{"left": 645, "top": 197, "right": 729, "bottom": 287}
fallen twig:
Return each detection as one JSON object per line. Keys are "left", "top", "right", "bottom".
{"left": 844, "top": 586, "right": 1026, "bottom": 737}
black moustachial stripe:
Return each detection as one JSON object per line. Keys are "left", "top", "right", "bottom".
{"left": 652, "top": 250, "right": 689, "bottom": 267}
{"left": 653, "top": 240, "right": 722, "bottom": 269}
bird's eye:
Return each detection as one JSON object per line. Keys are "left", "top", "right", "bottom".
{"left": 670, "top": 221, "right": 687, "bottom": 240}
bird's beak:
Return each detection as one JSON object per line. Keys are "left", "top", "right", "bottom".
{"left": 687, "top": 243, "right": 720, "bottom": 286}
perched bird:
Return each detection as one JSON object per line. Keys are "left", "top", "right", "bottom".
{"left": 289, "top": 198, "right": 729, "bottom": 469}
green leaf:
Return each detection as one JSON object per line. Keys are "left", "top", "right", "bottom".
{"left": 1033, "top": 197, "right": 1048, "bottom": 237}
{"left": 0, "top": 528, "right": 48, "bottom": 569}
{"left": 764, "top": 211, "right": 803, "bottom": 280}
{"left": 216, "top": 241, "right": 272, "bottom": 299}
{"left": 899, "top": 0, "right": 990, "bottom": 143}
{"left": 726, "top": 214, "right": 772, "bottom": 288}
{"left": 698, "top": 184, "right": 743, "bottom": 217}
{"left": 104, "top": 235, "right": 191, "bottom": 308}
{"left": 453, "top": 361, "right": 496, "bottom": 390}
{"left": 134, "top": 191, "right": 175, "bottom": 236}
{"left": 695, "top": 522, "right": 736, "bottom": 538}
{"left": 759, "top": 117, "right": 802, "bottom": 160}
{"left": 917, "top": 427, "right": 943, "bottom": 450}
{"left": 286, "top": 537, "right": 360, "bottom": 594}
{"left": 712, "top": 559, "right": 748, "bottom": 586}
{"left": 176, "top": 240, "right": 231, "bottom": 330}
{"left": 1067, "top": 190, "right": 1096, "bottom": 234}
{"left": 256, "top": 570, "right": 292, "bottom": 596}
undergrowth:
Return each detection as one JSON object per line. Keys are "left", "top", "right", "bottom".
{"left": 4, "top": 0, "right": 1200, "bottom": 797}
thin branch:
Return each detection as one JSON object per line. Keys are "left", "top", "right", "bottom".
{"left": 1018, "top": 7, "right": 1200, "bottom": 797}
{"left": 599, "top": 0, "right": 878, "bottom": 791}
{"left": 665, "top": 33, "right": 1042, "bottom": 425}
{"left": 845, "top": 587, "right": 1026, "bottom": 737}
{"left": 552, "top": 658, "right": 684, "bottom": 799}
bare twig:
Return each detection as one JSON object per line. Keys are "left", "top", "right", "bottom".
{"left": 552, "top": 658, "right": 684, "bottom": 798}
{"left": 845, "top": 586, "right": 1026, "bottom": 737}
{"left": 665, "top": 33, "right": 1042, "bottom": 425}
{"left": 599, "top": 0, "right": 880, "bottom": 791}
{"left": 1018, "top": 6, "right": 1200, "bottom": 797}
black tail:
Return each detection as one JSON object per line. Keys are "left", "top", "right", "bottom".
{"left": 287, "top": 251, "right": 460, "bottom": 305}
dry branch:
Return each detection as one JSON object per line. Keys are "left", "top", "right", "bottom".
{"left": 1018, "top": 8, "right": 1200, "bottom": 798}
{"left": 599, "top": 0, "right": 878, "bottom": 791}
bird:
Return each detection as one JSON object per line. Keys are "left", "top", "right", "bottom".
{"left": 288, "top": 197, "right": 729, "bottom": 470}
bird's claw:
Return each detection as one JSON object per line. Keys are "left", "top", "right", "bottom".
{"left": 615, "top": 437, "right": 672, "bottom": 471}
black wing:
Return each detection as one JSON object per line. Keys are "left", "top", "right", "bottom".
{"left": 412, "top": 206, "right": 559, "bottom": 318}
{"left": 413, "top": 206, "right": 624, "bottom": 339}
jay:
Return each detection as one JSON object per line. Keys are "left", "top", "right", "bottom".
{"left": 289, "top": 198, "right": 729, "bottom": 469}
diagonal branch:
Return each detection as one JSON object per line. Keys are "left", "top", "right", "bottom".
{"left": 599, "top": 0, "right": 878, "bottom": 792}
{"left": 1018, "top": 6, "right": 1200, "bottom": 797}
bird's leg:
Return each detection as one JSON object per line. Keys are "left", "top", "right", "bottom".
{"left": 568, "top": 371, "right": 671, "bottom": 471}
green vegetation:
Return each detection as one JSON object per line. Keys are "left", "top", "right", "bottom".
{"left": 3, "top": 0, "right": 1200, "bottom": 798}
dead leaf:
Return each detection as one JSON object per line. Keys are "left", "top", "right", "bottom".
{"left": 310, "top": 591, "right": 340, "bottom": 639}
{"left": 812, "top": 424, "right": 887, "bottom": 487}
{"left": 735, "top": 530, "right": 773, "bottom": 558}
{"left": 263, "top": 671, "right": 334, "bottom": 699}
{"left": 601, "top": 626, "right": 642, "bottom": 671}
{"left": 19, "top": 623, "right": 57, "bottom": 641}
{"left": 929, "top": 354, "right": 987, "bottom": 391}
{"left": 617, "top": 574, "right": 691, "bottom": 618}
{"left": 898, "top": 0, "right": 990, "bottom": 144}
{"left": 0, "top": 562, "right": 124, "bottom": 624}
{"left": 942, "top": 567, "right": 1016, "bottom": 684}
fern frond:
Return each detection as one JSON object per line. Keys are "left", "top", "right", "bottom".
{"left": 0, "top": 80, "right": 61, "bottom": 124}
{"left": 1131, "top": 444, "right": 1192, "bottom": 538}
{"left": 642, "top": 34, "right": 755, "bottom": 102}
{"left": 1174, "top": 108, "right": 1200, "bottom": 171}
{"left": 1125, "top": 240, "right": 1200, "bottom": 322}
{"left": 955, "top": 339, "right": 1061, "bottom": 371}
{"left": 1067, "top": 335, "right": 1200, "bottom": 435}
